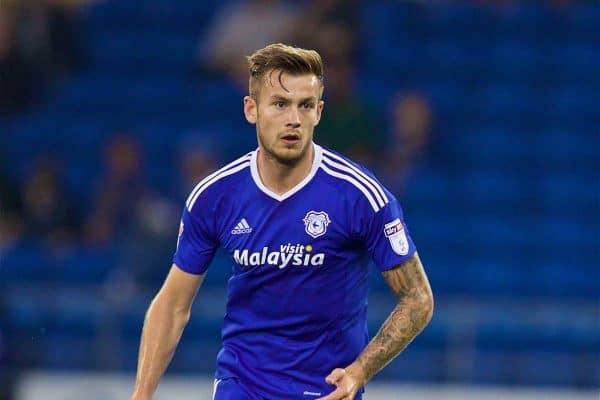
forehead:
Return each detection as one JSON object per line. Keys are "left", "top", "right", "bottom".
{"left": 259, "top": 71, "right": 322, "bottom": 99}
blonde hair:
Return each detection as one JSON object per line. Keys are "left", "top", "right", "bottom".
{"left": 246, "top": 43, "right": 324, "bottom": 99}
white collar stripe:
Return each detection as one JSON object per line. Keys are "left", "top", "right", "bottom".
{"left": 185, "top": 153, "right": 251, "bottom": 209}
{"left": 321, "top": 149, "right": 388, "bottom": 203}
{"left": 187, "top": 161, "right": 251, "bottom": 211}
{"left": 321, "top": 155, "right": 387, "bottom": 207}
{"left": 320, "top": 163, "right": 381, "bottom": 212}
{"left": 250, "top": 143, "right": 323, "bottom": 202}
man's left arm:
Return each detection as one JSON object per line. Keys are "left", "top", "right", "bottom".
{"left": 318, "top": 252, "right": 434, "bottom": 400}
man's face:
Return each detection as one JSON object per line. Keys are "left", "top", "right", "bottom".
{"left": 244, "top": 71, "right": 324, "bottom": 166}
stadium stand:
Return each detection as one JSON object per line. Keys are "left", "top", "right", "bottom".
{"left": 0, "top": 0, "right": 598, "bottom": 390}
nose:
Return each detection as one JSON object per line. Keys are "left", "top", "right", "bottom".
{"left": 286, "top": 107, "right": 301, "bottom": 128}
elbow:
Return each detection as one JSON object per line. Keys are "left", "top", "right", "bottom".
{"left": 150, "top": 294, "right": 192, "bottom": 326}
{"left": 412, "top": 289, "right": 434, "bottom": 330}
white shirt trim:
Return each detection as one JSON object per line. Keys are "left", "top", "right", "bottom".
{"left": 250, "top": 143, "right": 323, "bottom": 202}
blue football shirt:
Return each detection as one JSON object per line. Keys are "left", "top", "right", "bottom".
{"left": 173, "top": 143, "right": 416, "bottom": 399}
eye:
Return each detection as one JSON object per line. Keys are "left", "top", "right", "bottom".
{"left": 301, "top": 102, "right": 315, "bottom": 109}
{"left": 274, "top": 101, "right": 285, "bottom": 108}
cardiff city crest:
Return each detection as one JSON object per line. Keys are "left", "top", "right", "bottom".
{"left": 303, "top": 211, "right": 331, "bottom": 239}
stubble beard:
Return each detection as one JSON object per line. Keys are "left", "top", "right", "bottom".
{"left": 256, "top": 118, "right": 311, "bottom": 168}
{"left": 257, "top": 130, "right": 309, "bottom": 167}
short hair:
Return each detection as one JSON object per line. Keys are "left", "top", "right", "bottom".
{"left": 246, "top": 43, "right": 324, "bottom": 99}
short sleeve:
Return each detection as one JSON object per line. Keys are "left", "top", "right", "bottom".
{"left": 172, "top": 205, "right": 218, "bottom": 275}
{"left": 364, "top": 196, "right": 417, "bottom": 272}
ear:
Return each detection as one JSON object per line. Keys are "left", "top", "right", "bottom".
{"left": 244, "top": 96, "right": 257, "bottom": 124}
{"left": 314, "top": 100, "right": 325, "bottom": 126}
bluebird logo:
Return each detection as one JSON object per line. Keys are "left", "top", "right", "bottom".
{"left": 303, "top": 211, "right": 331, "bottom": 238}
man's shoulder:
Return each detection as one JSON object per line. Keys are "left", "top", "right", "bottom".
{"left": 185, "top": 151, "right": 253, "bottom": 213}
{"left": 318, "top": 146, "right": 392, "bottom": 213}
{"left": 319, "top": 146, "right": 378, "bottom": 179}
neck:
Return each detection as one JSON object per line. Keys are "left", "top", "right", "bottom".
{"left": 256, "top": 144, "right": 315, "bottom": 195}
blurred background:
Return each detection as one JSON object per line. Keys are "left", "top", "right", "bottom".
{"left": 0, "top": 0, "right": 598, "bottom": 399}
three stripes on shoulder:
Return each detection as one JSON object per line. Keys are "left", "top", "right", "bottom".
{"left": 320, "top": 149, "right": 389, "bottom": 212}
{"left": 185, "top": 148, "right": 389, "bottom": 213}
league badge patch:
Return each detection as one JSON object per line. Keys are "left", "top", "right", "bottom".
{"left": 303, "top": 211, "right": 331, "bottom": 238}
{"left": 384, "top": 218, "right": 409, "bottom": 255}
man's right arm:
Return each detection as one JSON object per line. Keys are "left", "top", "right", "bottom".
{"left": 130, "top": 264, "right": 205, "bottom": 400}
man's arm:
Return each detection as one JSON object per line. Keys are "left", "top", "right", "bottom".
{"left": 131, "top": 265, "right": 204, "bottom": 400}
{"left": 318, "top": 252, "right": 433, "bottom": 400}
{"left": 355, "top": 252, "right": 433, "bottom": 380}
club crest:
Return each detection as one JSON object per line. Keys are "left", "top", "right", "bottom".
{"left": 303, "top": 211, "right": 331, "bottom": 238}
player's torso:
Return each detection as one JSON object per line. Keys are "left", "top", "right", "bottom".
{"left": 197, "top": 145, "right": 387, "bottom": 398}
{"left": 212, "top": 167, "right": 371, "bottom": 396}
{"left": 216, "top": 168, "right": 367, "bottom": 327}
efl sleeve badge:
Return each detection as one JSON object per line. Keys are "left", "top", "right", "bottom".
{"left": 384, "top": 218, "right": 409, "bottom": 256}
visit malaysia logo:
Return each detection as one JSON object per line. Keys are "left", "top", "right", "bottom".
{"left": 303, "top": 210, "right": 331, "bottom": 238}
{"left": 233, "top": 243, "right": 324, "bottom": 269}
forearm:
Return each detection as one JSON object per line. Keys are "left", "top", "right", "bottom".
{"left": 131, "top": 295, "right": 190, "bottom": 399}
{"left": 356, "top": 290, "right": 433, "bottom": 382}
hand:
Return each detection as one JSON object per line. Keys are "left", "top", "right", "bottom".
{"left": 317, "top": 362, "right": 366, "bottom": 400}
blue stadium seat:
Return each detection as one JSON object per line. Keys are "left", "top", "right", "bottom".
{"left": 536, "top": 260, "right": 597, "bottom": 298}
{"left": 471, "top": 351, "right": 579, "bottom": 386}
{"left": 378, "top": 348, "right": 444, "bottom": 382}
{"left": 0, "top": 242, "right": 54, "bottom": 283}
{"left": 454, "top": 170, "right": 524, "bottom": 210}
{"left": 53, "top": 246, "right": 118, "bottom": 284}
{"left": 547, "top": 85, "right": 599, "bottom": 124}
{"left": 537, "top": 172, "right": 597, "bottom": 215}
{"left": 3, "top": 113, "right": 61, "bottom": 179}
{"left": 425, "top": 3, "right": 492, "bottom": 38}
{"left": 170, "top": 337, "right": 221, "bottom": 373}
{"left": 519, "top": 352, "right": 580, "bottom": 386}
{"left": 487, "top": 39, "right": 541, "bottom": 81}
{"left": 136, "top": 0, "right": 215, "bottom": 35}
{"left": 359, "top": 1, "right": 420, "bottom": 40}
{"left": 533, "top": 130, "right": 597, "bottom": 166}
{"left": 82, "top": 0, "right": 220, "bottom": 36}
{"left": 494, "top": 3, "right": 553, "bottom": 38}
{"left": 49, "top": 75, "right": 123, "bottom": 117}
{"left": 566, "top": 3, "right": 600, "bottom": 41}
{"left": 87, "top": 32, "right": 198, "bottom": 75}
{"left": 4, "top": 286, "right": 54, "bottom": 330}
{"left": 40, "top": 333, "right": 96, "bottom": 369}
{"left": 423, "top": 40, "right": 487, "bottom": 82}
{"left": 80, "top": 0, "right": 143, "bottom": 31}
{"left": 557, "top": 42, "right": 600, "bottom": 81}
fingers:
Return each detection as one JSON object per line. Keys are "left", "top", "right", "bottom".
{"left": 325, "top": 368, "right": 346, "bottom": 385}
{"left": 318, "top": 368, "right": 358, "bottom": 400}
{"left": 316, "top": 386, "right": 351, "bottom": 400}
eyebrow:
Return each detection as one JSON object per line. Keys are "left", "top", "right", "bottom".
{"left": 269, "top": 95, "right": 317, "bottom": 103}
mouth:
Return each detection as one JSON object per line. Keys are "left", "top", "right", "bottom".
{"left": 280, "top": 132, "right": 300, "bottom": 146}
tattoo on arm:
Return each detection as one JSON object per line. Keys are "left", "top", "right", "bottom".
{"left": 357, "top": 252, "right": 434, "bottom": 382}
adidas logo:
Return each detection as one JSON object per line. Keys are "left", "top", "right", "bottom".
{"left": 231, "top": 218, "right": 253, "bottom": 234}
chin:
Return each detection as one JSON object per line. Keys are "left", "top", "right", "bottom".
{"left": 274, "top": 151, "right": 302, "bottom": 166}
{"left": 273, "top": 146, "right": 306, "bottom": 166}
